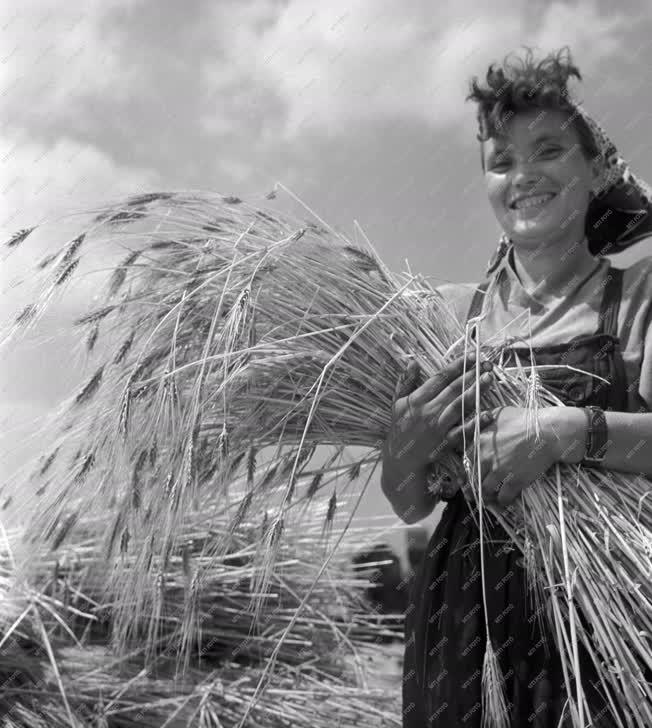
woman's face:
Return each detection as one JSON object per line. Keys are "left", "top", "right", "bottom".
{"left": 482, "top": 108, "right": 601, "bottom": 251}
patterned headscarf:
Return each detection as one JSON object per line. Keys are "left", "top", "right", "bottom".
{"left": 486, "top": 99, "right": 652, "bottom": 276}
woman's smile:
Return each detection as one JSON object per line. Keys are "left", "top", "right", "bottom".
{"left": 510, "top": 192, "right": 556, "bottom": 210}
{"left": 508, "top": 191, "right": 558, "bottom": 219}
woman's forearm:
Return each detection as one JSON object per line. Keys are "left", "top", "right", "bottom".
{"left": 550, "top": 407, "right": 652, "bottom": 476}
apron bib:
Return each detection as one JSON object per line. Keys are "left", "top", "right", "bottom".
{"left": 402, "top": 267, "right": 634, "bottom": 728}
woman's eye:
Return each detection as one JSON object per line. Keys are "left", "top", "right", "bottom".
{"left": 490, "top": 147, "right": 562, "bottom": 171}
{"left": 537, "top": 146, "right": 562, "bottom": 157}
{"left": 489, "top": 158, "right": 510, "bottom": 171}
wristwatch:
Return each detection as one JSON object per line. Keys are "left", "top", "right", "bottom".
{"left": 581, "top": 406, "right": 609, "bottom": 466}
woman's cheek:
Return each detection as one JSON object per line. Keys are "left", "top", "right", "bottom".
{"left": 486, "top": 176, "right": 510, "bottom": 221}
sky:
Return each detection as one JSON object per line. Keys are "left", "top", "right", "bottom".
{"left": 2, "top": 0, "right": 652, "bottom": 552}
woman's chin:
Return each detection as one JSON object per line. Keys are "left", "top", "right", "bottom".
{"left": 504, "top": 218, "right": 566, "bottom": 244}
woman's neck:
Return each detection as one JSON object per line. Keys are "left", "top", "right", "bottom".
{"left": 509, "top": 237, "right": 600, "bottom": 300}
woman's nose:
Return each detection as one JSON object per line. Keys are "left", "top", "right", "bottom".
{"left": 509, "top": 165, "right": 545, "bottom": 192}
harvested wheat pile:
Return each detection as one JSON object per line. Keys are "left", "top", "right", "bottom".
{"left": 0, "top": 502, "right": 403, "bottom": 727}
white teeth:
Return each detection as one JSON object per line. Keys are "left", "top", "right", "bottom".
{"left": 513, "top": 194, "right": 555, "bottom": 210}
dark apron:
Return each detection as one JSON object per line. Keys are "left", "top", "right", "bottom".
{"left": 402, "top": 266, "right": 639, "bottom": 727}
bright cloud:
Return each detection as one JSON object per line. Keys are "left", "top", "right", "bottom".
{"left": 1, "top": 0, "right": 146, "bottom": 128}
{"left": 0, "top": 132, "right": 159, "bottom": 330}
{"left": 0, "top": 132, "right": 158, "bottom": 232}
{"left": 200, "top": 0, "right": 646, "bottom": 140}
{"left": 0, "top": 0, "right": 161, "bottom": 238}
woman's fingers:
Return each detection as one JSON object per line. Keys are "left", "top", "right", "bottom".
{"left": 481, "top": 463, "right": 522, "bottom": 507}
{"left": 436, "top": 369, "right": 495, "bottom": 430}
{"left": 437, "top": 362, "right": 493, "bottom": 408}
{"left": 444, "top": 410, "right": 495, "bottom": 450}
{"left": 410, "top": 353, "right": 478, "bottom": 406}
{"left": 481, "top": 471, "right": 508, "bottom": 506}
{"left": 393, "top": 360, "right": 423, "bottom": 402}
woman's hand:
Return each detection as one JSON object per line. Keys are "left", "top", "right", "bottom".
{"left": 383, "top": 353, "right": 495, "bottom": 475}
{"left": 380, "top": 353, "right": 497, "bottom": 524}
{"left": 470, "top": 405, "right": 563, "bottom": 508}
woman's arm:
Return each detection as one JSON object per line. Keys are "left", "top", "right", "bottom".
{"left": 462, "top": 406, "right": 652, "bottom": 505}
{"left": 548, "top": 407, "right": 652, "bottom": 476}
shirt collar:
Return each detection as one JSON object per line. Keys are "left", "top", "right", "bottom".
{"left": 493, "top": 237, "right": 605, "bottom": 307}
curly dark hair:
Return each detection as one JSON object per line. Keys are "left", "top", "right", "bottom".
{"left": 466, "top": 46, "right": 601, "bottom": 170}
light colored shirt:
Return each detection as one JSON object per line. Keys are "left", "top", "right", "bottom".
{"left": 434, "top": 248, "right": 652, "bottom": 413}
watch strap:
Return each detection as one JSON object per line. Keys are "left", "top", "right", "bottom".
{"left": 581, "top": 406, "right": 609, "bottom": 465}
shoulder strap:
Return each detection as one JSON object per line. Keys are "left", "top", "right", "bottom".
{"left": 597, "top": 267, "right": 623, "bottom": 337}
{"left": 466, "top": 280, "right": 490, "bottom": 324}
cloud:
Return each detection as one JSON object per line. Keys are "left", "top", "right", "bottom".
{"left": 199, "top": 0, "right": 644, "bottom": 141}
{"left": 535, "top": 2, "right": 639, "bottom": 70}
{"left": 1, "top": 0, "right": 147, "bottom": 132}
{"left": 0, "top": 132, "right": 159, "bottom": 325}
{"left": 0, "top": 0, "right": 161, "bottom": 249}
{"left": 0, "top": 131, "right": 159, "bottom": 234}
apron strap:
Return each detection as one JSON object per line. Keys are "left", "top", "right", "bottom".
{"left": 597, "top": 267, "right": 624, "bottom": 337}
{"left": 466, "top": 280, "right": 491, "bottom": 325}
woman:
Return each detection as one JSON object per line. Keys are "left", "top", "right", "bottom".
{"left": 381, "top": 47, "right": 652, "bottom": 727}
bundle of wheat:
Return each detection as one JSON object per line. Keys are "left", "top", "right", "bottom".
{"left": 2, "top": 187, "right": 650, "bottom": 726}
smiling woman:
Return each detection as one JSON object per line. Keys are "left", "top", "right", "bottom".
{"left": 481, "top": 114, "right": 605, "bottom": 306}
{"left": 385, "top": 46, "right": 652, "bottom": 728}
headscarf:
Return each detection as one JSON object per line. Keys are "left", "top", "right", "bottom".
{"left": 485, "top": 98, "right": 652, "bottom": 277}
